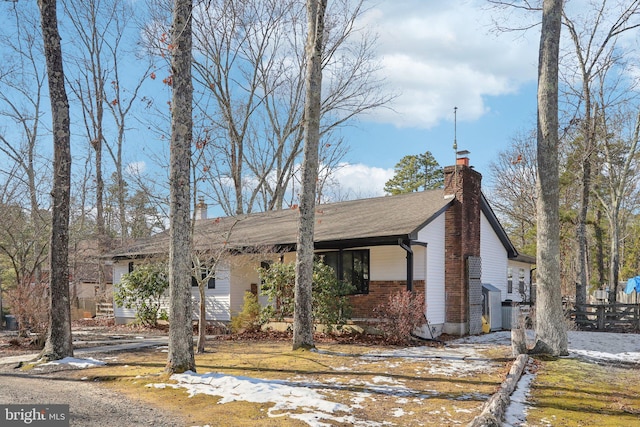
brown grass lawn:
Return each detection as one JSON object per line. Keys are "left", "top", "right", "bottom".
{"left": 525, "top": 357, "right": 640, "bottom": 427}
{"left": 61, "top": 339, "right": 513, "bottom": 427}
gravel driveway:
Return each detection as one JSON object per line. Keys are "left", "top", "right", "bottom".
{"left": 0, "top": 364, "right": 187, "bottom": 427}
{"left": 0, "top": 330, "right": 188, "bottom": 427}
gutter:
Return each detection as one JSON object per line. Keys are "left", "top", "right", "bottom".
{"left": 398, "top": 239, "right": 413, "bottom": 291}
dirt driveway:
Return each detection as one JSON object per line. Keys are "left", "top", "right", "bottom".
{"left": 0, "top": 326, "right": 186, "bottom": 426}
{"left": 0, "top": 368, "right": 186, "bottom": 427}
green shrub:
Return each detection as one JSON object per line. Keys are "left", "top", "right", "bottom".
{"left": 231, "top": 291, "right": 262, "bottom": 333}
{"left": 258, "top": 260, "right": 354, "bottom": 333}
{"left": 114, "top": 262, "right": 168, "bottom": 327}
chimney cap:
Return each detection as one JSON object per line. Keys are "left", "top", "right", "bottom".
{"left": 456, "top": 150, "right": 470, "bottom": 157}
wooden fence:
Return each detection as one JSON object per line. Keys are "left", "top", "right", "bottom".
{"left": 573, "top": 303, "right": 640, "bottom": 331}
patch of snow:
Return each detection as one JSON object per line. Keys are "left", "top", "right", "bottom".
{"left": 371, "top": 376, "right": 401, "bottom": 384}
{"left": 142, "top": 330, "right": 639, "bottom": 426}
{"left": 462, "top": 330, "right": 640, "bottom": 426}
{"left": 41, "top": 357, "right": 106, "bottom": 369}
{"left": 391, "top": 408, "right": 406, "bottom": 417}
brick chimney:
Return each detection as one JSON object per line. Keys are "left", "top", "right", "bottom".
{"left": 443, "top": 163, "right": 482, "bottom": 335}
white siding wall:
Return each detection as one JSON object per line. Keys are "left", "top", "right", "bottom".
{"left": 480, "top": 213, "right": 508, "bottom": 299}
{"left": 191, "top": 261, "right": 231, "bottom": 321}
{"left": 370, "top": 246, "right": 425, "bottom": 281}
{"left": 112, "top": 260, "right": 232, "bottom": 322}
{"left": 112, "top": 263, "right": 136, "bottom": 320}
{"left": 507, "top": 260, "right": 531, "bottom": 302}
{"left": 417, "top": 213, "right": 446, "bottom": 327}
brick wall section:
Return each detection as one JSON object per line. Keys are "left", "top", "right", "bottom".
{"left": 443, "top": 164, "right": 482, "bottom": 326}
{"left": 349, "top": 280, "right": 426, "bottom": 318}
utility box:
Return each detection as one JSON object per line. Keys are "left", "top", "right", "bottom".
{"left": 482, "top": 284, "right": 503, "bottom": 331}
{"left": 5, "top": 315, "right": 18, "bottom": 331}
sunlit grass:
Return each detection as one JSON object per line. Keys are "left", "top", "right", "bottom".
{"left": 526, "top": 357, "right": 640, "bottom": 427}
{"left": 63, "top": 340, "right": 511, "bottom": 426}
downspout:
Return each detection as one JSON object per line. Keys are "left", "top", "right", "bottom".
{"left": 530, "top": 267, "right": 537, "bottom": 304}
{"left": 399, "top": 239, "right": 413, "bottom": 291}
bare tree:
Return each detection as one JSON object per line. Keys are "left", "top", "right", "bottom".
{"left": 166, "top": 0, "right": 195, "bottom": 374}
{"left": 63, "top": 0, "right": 111, "bottom": 299}
{"left": 0, "top": 196, "right": 50, "bottom": 341}
{"left": 293, "top": 0, "right": 327, "bottom": 351}
{"left": 561, "top": 0, "right": 640, "bottom": 307}
{"left": 593, "top": 103, "right": 640, "bottom": 301}
{"left": 138, "top": 0, "right": 388, "bottom": 215}
{"left": 488, "top": 130, "right": 538, "bottom": 254}
{"left": 0, "top": 3, "right": 51, "bottom": 283}
{"left": 532, "top": 0, "right": 568, "bottom": 356}
{"left": 190, "top": 218, "right": 238, "bottom": 354}
{"left": 38, "top": 0, "right": 74, "bottom": 361}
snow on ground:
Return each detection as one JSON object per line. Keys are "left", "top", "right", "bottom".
{"left": 459, "top": 330, "right": 640, "bottom": 364}
{"left": 40, "top": 357, "right": 106, "bottom": 369}
{"left": 465, "top": 330, "right": 640, "bottom": 427}
{"left": 33, "top": 330, "right": 640, "bottom": 426}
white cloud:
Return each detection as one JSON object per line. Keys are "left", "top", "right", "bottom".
{"left": 126, "top": 161, "right": 147, "bottom": 176}
{"left": 360, "top": 0, "right": 539, "bottom": 128}
{"left": 328, "top": 163, "right": 394, "bottom": 199}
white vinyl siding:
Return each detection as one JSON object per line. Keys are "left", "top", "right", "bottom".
{"left": 418, "top": 213, "right": 446, "bottom": 326}
{"left": 191, "top": 261, "right": 231, "bottom": 321}
{"left": 370, "top": 246, "right": 425, "bottom": 281}
{"left": 480, "top": 213, "right": 508, "bottom": 299}
{"left": 113, "top": 263, "right": 136, "bottom": 319}
{"left": 507, "top": 260, "right": 532, "bottom": 302}
{"left": 113, "top": 260, "right": 232, "bottom": 322}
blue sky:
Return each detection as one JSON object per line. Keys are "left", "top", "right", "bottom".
{"left": 325, "top": 0, "right": 541, "bottom": 197}
{"left": 0, "top": 0, "right": 542, "bottom": 216}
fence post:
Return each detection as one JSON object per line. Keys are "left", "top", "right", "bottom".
{"left": 597, "top": 305, "right": 605, "bottom": 330}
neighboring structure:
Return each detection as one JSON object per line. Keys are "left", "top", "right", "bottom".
{"left": 109, "top": 160, "right": 535, "bottom": 336}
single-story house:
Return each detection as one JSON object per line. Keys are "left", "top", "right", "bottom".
{"left": 109, "top": 159, "right": 535, "bottom": 336}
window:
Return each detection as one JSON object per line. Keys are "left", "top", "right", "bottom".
{"left": 518, "top": 268, "right": 526, "bottom": 295}
{"left": 192, "top": 266, "right": 215, "bottom": 289}
{"left": 317, "top": 249, "right": 369, "bottom": 294}
{"left": 128, "top": 261, "right": 134, "bottom": 273}
{"left": 507, "top": 268, "right": 513, "bottom": 294}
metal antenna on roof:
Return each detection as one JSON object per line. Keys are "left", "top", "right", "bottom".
{"left": 453, "top": 106, "right": 458, "bottom": 153}
{"left": 453, "top": 107, "right": 458, "bottom": 191}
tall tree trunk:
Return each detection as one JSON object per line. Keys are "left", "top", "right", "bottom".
{"left": 197, "top": 282, "right": 206, "bottom": 354}
{"left": 609, "top": 208, "right": 620, "bottom": 302}
{"left": 293, "top": 0, "right": 327, "bottom": 351}
{"left": 166, "top": 0, "right": 195, "bottom": 374}
{"left": 532, "top": 0, "right": 568, "bottom": 357}
{"left": 39, "top": 0, "right": 73, "bottom": 361}
{"left": 594, "top": 208, "right": 605, "bottom": 286}
{"left": 575, "top": 149, "right": 590, "bottom": 309}
{"left": 95, "top": 108, "right": 107, "bottom": 300}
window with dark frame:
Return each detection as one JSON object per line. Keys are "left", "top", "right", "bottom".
{"left": 317, "top": 249, "right": 370, "bottom": 295}
{"left": 518, "top": 268, "right": 526, "bottom": 295}
{"left": 192, "top": 265, "right": 215, "bottom": 289}
{"left": 507, "top": 267, "right": 513, "bottom": 294}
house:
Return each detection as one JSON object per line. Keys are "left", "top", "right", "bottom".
{"left": 109, "top": 159, "right": 535, "bottom": 336}
{"left": 69, "top": 239, "right": 114, "bottom": 319}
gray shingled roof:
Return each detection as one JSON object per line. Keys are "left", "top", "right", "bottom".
{"left": 110, "top": 190, "right": 453, "bottom": 259}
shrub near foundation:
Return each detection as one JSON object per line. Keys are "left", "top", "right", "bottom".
{"left": 373, "top": 290, "right": 426, "bottom": 344}
{"left": 258, "top": 261, "right": 354, "bottom": 332}
{"left": 231, "top": 292, "right": 262, "bottom": 333}
{"left": 113, "top": 262, "right": 168, "bottom": 327}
